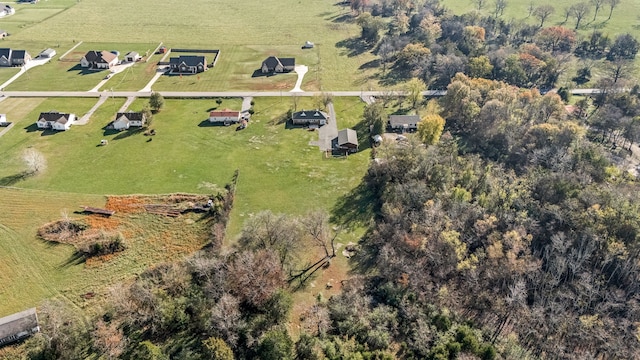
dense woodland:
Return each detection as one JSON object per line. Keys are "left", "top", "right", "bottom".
{"left": 10, "top": 0, "right": 640, "bottom": 359}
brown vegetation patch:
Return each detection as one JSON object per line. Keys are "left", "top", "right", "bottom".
{"left": 105, "top": 196, "right": 146, "bottom": 214}
{"left": 86, "top": 214, "right": 120, "bottom": 230}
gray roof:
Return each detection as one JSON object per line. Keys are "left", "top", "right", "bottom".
{"left": 169, "top": 55, "right": 205, "bottom": 67}
{"left": 40, "top": 48, "right": 56, "bottom": 56}
{"left": 11, "top": 50, "right": 28, "bottom": 61}
{"left": 125, "top": 51, "right": 139, "bottom": 58}
{"left": 39, "top": 112, "right": 72, "bottom": 124}
{"left": 279, "top": 57, "right": 295, "bottom": 67}
{"left": 0, "top": 308, "right": 39, "bottom": 347}
{"left": 338, "top": 128, "right": 358, "bottom": 146}
{"left": 0, "top": 48, "right": 10, "bottom": 60}
{"left": 262, "top": 56, "right": 295, "bottom": 70}
{"left": 116, "top": 111, "right": 145, "bottom": 121}
{"left": 292, "top": 110, "right": 329, "bottom": 121}
{"left": 389, "top": 115, "right": 420, "bottom": 127}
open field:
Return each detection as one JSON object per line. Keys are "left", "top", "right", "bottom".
{"left": 2, "top": 0, "right": 380, "bottom": 91}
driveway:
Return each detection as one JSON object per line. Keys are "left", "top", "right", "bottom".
{"left": 291, "top": 65, "right": 308, "bottom": 92}
{"left": 316, "top": 101, "right": 338, "bottom": 152}
{"left": 75, "top": 95, "right": 108, "bottom": 125}
{"left": 0, "top": 57, "right": 52, "bottom": 90}
{"left": 241, "top": 96, "right": 253, "bottom": 117}
{"left": 89, "top": 61, "right": 137, "bottom": 92}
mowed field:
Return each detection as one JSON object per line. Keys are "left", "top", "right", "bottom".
{"left": 0, "top": 0, "right": 380, "bottom": 91}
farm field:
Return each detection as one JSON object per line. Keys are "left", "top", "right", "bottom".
{"left": 0, "top": 96, "right": 370, "bottom": 314}
{"left": 2, "top": 0, "right": 380, "bottom": 91}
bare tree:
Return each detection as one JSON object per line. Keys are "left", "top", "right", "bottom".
{"left": 570, "top": 3, "right": 591, "bottom": 29}
{"left": 494, "top": 0, "right": 507, "bottom": 17}
{"left": 23, "top": 148, "right": 46, "bottom": 175}
{"left": 605, "top": 0, "right": 621, "bottom": 20}
{"left": 473, "top": 0, "right": 486, "bottom": 10}
{"left": 527, "top": 1, "right": 535, "bottom": 17}
{"left": 534, "top": 5, "right": 555, "bottom": 27}
{"left": 562, "top": 6, "right": 572, "bottom": 23}
{"left": 591, "top": 0, "right": 604, "bottom": 20}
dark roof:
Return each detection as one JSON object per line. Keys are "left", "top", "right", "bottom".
{"left": 83, "top": 50, "right": 116, "bottom": 64}
{"left": 338, "top": 128, "right": 358, "bottom": 146}
{"left": 0, "top": 48, "right": 10, "bottom": 60}
{"left": 389, "top": 115, "right": 420, "bottom": 127}
{"left": 116, "top": 111, "right": 145, "bottom": 121}
{"left": 292, "top": 110, "right": 329, "bottom": 120}
{"left": 169, "top": 55, "right": 206, "bottom": 67}
{"left": 0, "top": 308, "right": 39, "bottom": 347}
{"left": 262, "top": 56, "right": 280, "bottom": 69}
{"left": 11, "top": 50, "right": 28, "bottom": 60}
{"left": 279, "top": 58, "right": 295, "bottom": 67}
{"left": 39, "top": 112, "right": 72, "bottom": 124}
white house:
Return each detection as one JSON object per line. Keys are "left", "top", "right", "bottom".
{"left": 111, "top": 111, "right": 146, "bottom": 130}
{"left": 80, "top": 51, "right": 118, "bottom": 69}
{"left": 209, "top": 109, "right": 241, "bottom": 125}
{"left": 36, "top": 112, "right": 75, "bottom": 131}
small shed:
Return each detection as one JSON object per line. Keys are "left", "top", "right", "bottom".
{"left": 0, "top": 308, "right": 40, "bottom": 348}
{"left": 38, "top": 48, "right": 56, "bottom": 58}
{"left": 302, "top": 41, "right": 314, "bottom": 49}
{"left": 0, "top": 30, "right": 7, "bottom": 38}
{"left": 124, "top": 51, "right": 140, "bottom": 62}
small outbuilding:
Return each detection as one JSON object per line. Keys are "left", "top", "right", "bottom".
{"left": 337, "top": 128, "right": 359, "bottom": 153}
{"left": 0, "top": 308, "right": 40, "bottom": 348}
{"left": 124, "top": 51, "right": 140, "bottom": 62}
{"left": 302, "top": 41, "right": 314, "bottom": 49}
{"left": 38, "top": 48, "right": 56, "bottom": 58}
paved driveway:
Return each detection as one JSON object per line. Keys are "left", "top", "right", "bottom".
{"left": 317, "top": 101, "right": 338, "bottom": 152}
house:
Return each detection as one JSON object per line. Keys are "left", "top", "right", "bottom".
{"left": 36, "top": 111, "right": 75, "bottom": 131}
{"left": 209, "top": 109, "right": 242, "bottom": 125}
{"left": 38, "top": 48, "right": 56, "bottom": 58}
{"left": 124, "top": 51, "right": 140, "bottom": 62}
{"left": 388, "top": 115, "right": 420, "bottom": 132}
{"left": 0, "top": 308, "right": 40, "bottom": 348}
{"left": 261, "top": 56, "right": 295, "bottom": 73}
{"left": 291, "top": 109, "right": 329, "bottom": 126}
{"left": 336, "top": 128, "right": 359, "bottom": 153}
{"left": 169, "top": 55, "right": 207, "bottom": 74}
{"left": 111, "top": 111, "right": 146, "bottom": 131}
{"left": 10, "top": 50, "right": 30, "bottom": 66}
{"left": 80, "top": 50, "right": 118, "bottom": 69}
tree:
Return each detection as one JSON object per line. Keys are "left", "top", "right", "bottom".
{"left": 570, "top": 3, "right": 591, "bottom": 29}
{"left": 92, "top": 320, "right": 125, "bottom": 360}
{"left": 591, "top": 0, "right": 605, "bottom": 20}
{"left": 258, "top": 329, "right": 294, "bottom": 360}
{"left": 405, "top": 77, "right": 426, "bottom": 110}
{"left": 607, "top": 33, "right": 639, "bottom": 61}
{"left": 473, "top": 0, "right": 486, "bottom": 10}
{"left": 467, "top": 55, "right": 493, "bottom": 78}
{"left": 23, "top": 148, "right": 46, "bottom": 175}
{"left": 356, "top": 12, "right": 384, "bottom": 44}
{"left": 494, "top": 0, "right": 507, "bottom": 17}
{"left": 536, "top": 26, "right": 576, "bottom": 53}
{"left": 149, "top": 92, "right": 165, "bottom": 112}
{"left": 142, "top": 105, "right": 153, "bottom": 127}
{"left": 534, "top": 5, "right": 555, "bottom": 27}
{"left": 202, "top": 337, "right": 234, "bottom": 360}
{"left": 417, "top": 114, "right": 446, "bottom": 145}
{"left": 605, "top": 0, "right": 621, "bottom": 20}
{"left": 216, "top": 98, "right": 223, "bottom": 106}
{"left": 364, "top": 102, "right": 386, "bottom": 135}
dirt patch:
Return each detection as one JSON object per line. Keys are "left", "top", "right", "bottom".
{"left": 105, "top": 196, "right": 146, "bottom": 214}
{"left": 86, "top": 214, "right": 120, "bottom": 230}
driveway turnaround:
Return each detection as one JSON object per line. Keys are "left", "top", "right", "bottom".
{"left": 291, "top": 65, "right": 308, "bottom": 92}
